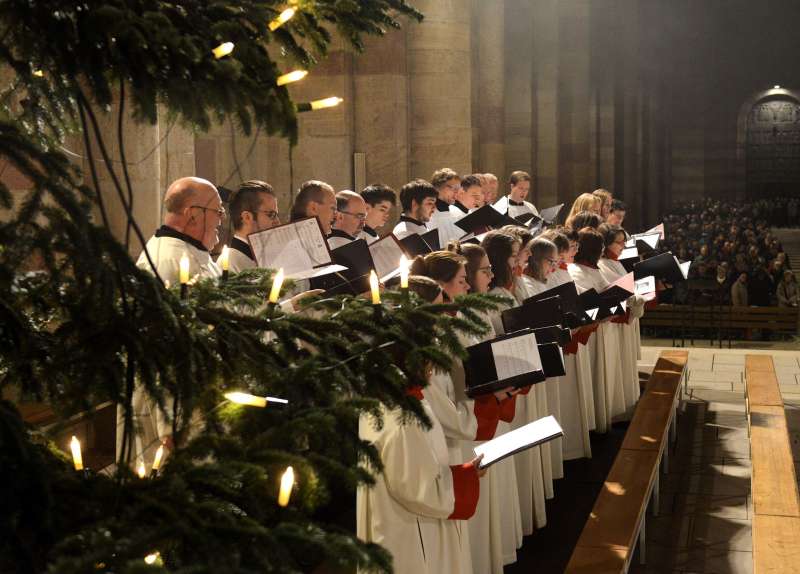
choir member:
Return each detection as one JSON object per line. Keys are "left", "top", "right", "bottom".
{"left": 567, "top": 228, "right": 626, "bottom": 432}
{"left": 136, "top": 176, "right": 223, "bottom": 284}
{"left": 482, "top": 173, "right": 499, "bottom": 205}
{"left": 566, "top": 209, "right": 602, "bottom": 233}
{"left": 289, "top": 180, "right": 339, "bottom": 236}
{"left": 598, "top": 223, "right": 646, "bottom": 415}
{"left": 430, "top": 168, "right": 462, "bottom": 224}
{"left": 564, "top": 193, "right": 602, "bottom": 228}
{"left": 392, "top": 179, "right": 438, "bottom": 239}
{"left": 592, "top": 188, "right": 613, "bottom": 220}
{"left": 328, "top": 190, "right": 367, "bottom": 249}
{"left": 222, "top": 180, "right": 280, "bottom": 272}
{"left": 541, "top": 229, "right": 594, "bottom": 459}
{"left": 607, "top": 199, "right": 627, "bottom": 227}
{"left": 504, "top": 171, "right": 539, "bottom": 220}
{"left": 357, "top": 351, "right": 485, "bottom": 574}
{"left": 452, "top": 174, "right": 484, "bottom": 214}
{"left": 482, "top": 230, "right": 548, "bottom": 533}
{"left": 359, "top": 184, "right": 397, "bottom": 244}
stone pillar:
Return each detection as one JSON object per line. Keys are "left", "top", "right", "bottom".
{"left": 475, "top": 0, "right": 505, "bottom": 177}
{"left": 531, "top": 0, "right": 560, "bottom": 208}
{"left": 504, "top": 0, "right": 534, "bottom": 181}
{"left": 408, "top": 0, "right": 473, "bottom": 179}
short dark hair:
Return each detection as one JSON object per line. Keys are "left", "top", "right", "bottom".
{"left": 574, "top": 227, "right": 605, "bottom": 267}
{"left": 229, "top": 180, "right": 275, "bottom": 230}
{"left": 598, "top": 223, "right": 625, "bottom": 248}
{"left": 509, "top": 170, "right": 531, "bottom": 186}
{"left": 540, "top": 229, "right": 570, "bottom": 253}
{"left": 461, "top": 174, "right": 483, "bottom": 190}
{"left": 399, "top": 179, "right": 438, "bottom": 212}
{"left": 482, "top": 230, "right": 518, "bottom": 290}
{"left": 361, "top": 184, "right": 397, "bottom": 207}
{"left": 431, "top": 168, "right": 460, "bottom": 190}
{"left": 610, "top": 199, "right": 627, "bottom": 213}
{"left": 290, "top": 180, "right": 333, "bottom": 221}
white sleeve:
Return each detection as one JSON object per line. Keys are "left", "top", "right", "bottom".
{"left": 426, "top": 374, "right": 478, "bottom": 440}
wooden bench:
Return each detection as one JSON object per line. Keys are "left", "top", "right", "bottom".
{"left": 564, "top": 350, "right": 688, "bottom": 574}
{"left": 745, "top": 355, "right": 800, "bottom": 574}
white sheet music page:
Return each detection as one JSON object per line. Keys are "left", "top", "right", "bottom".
{"left": 634, "top": 276, "right": 656, "bottom": 296}
{"left": 369, "top": 235, "right": 405, "bottom": 279}
{"left": 490, "top": 333, "right": 541, "bottom": 380}
{"left": 492, "top": 195, "right": 509, "bottom": 215}
{"left": 473, "top": 415, "right": 563, "bottom": 468}
{"left": 249, "top": 223, "right": 317, "bottom": 276}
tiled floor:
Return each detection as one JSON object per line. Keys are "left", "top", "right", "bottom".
{"left": 630, "top": 345, "right": 800, "bottom": 574}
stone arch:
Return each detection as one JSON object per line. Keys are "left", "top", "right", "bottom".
{"left": 736, "top": 88, "right": 800, "bottom": 198}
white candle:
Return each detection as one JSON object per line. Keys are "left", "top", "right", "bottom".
{"left": 268, "top": 268, "right": 285, "bottom": 304}
{"left": 370, "top": 270, "right": 380, "bottom": 305}
{"left": 212, "top": 42, "right": 234, "bottom": 59}
{"left": 151, "top": 444, "right": 165, "bottom": 472}
{"left": 278, "top": 466, "right": 294, "bottom": 507}
{"left": 276, "top": 70, "right": 308, "bottom": 86}
{"left": 225, "top": 392, "right": 288, "bottom": 407}
{"left": 399, "top": 255, "right": 409, "bottom": 289}
{"left": 70, "top": 436, "right": 83, "bottom": 471}
{"left": 219, "top": 245, "right": 230, "bottom": 272}
{"left": 137, "top": 461, "right": 146, "bottom": 479}
{"left": 179, "top": 253, "right": 190, "bottom": 285}
{"left": 268, "top": 7, "right": 296, "bottom": 31}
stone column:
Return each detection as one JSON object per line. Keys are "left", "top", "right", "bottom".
{"left": 531, "top": 0, "right": 559, "bottom": 208}
{"left": 408, "top": 0, "right": 473, "bottom": 179}
{"left": 475, "top": 0, "right": 505, "bottom": 177}
{"left": 504, "top": 0, "right": 534, "bottom": 180}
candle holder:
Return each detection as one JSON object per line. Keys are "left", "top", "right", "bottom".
{"left": 180, "top": 283, "right": 188, "bottom": 300}
{"left": 221, "top": 269, "right": 229, "bottom": 282}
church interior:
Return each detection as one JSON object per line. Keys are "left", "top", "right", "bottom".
{"left": 3, "top": 1, "right": 800, "bottom": 573}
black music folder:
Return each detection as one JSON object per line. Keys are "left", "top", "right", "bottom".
{"left": 599, "top": 272, "right": 635, "bottom": 306}
{"left": 310, "top": 238, "right": 374, "bottom": 295}
{"left": 501, "top": 295, "right": 564, "bottom": 333}
{"left": 473, "top": 415, "right": 563, "bottom": 468}
{"left": 633, "top": 252, "right": 690, "bottom": 283}
{"left": 399, "top": 233, "right": 434, "bottom": 257}
{"left": 527, "top": 282, "right": 597, "bottom": 328}
{"left": 531, "top": 325, "right": 572, "bottom": 347}
{"left": 455, "top": 204, "right": 518, "bottom": 235}
{"left": 538, "top": 342, "right": 566, "bottom": 377}
{"left": 625, "top": 232, "right": 660, "bottom": 254}
{"left": 464, "top": 329, "right": 545, "bottom": 398}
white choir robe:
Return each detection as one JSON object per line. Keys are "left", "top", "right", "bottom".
{"left": 506, "top": 198, "right": 539, "bottom": 221}
{"left": 598, "top": 257, "right": 643, "bottom": 416}
{"left": 357, "top": 396, "right": 479, "bottom": 574}
{"left": 568, "top": 263, "right": 626, "bottom": 432}
{"left": 358, "top": 227, "right": 381, "bottom": 244}
{"left": 125, "top": 231, "right": 222, "bottom": 467}
{"left": 429, "top": 366, "right": 517, "bottom": 573}
{"left": 459, "top": 317, "right": 523, "bottom": 569}
{"left": 487, "top": 286, "right": 548, "bottom": 534}
{"left": 392, "top": 216, "right": 428, "bottom": 239}
{"left": 326, "top": 230, "right": 357, "bottom": 250}
{"left": 518, "top": 275, "right": 563, "bottom": 483}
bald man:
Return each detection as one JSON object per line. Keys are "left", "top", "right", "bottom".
{"left": 328, "top": 190, "right": 367, "bottom": 249}
{"left": 136, "top": 177, "right": 223, "bottom": 284}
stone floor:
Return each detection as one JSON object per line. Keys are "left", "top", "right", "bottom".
{"left": 629, "top": 345, "right": 800, "bottom": 574}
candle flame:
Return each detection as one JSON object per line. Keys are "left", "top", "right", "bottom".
{"left": 137, "top": 461, "right": 146, "bottom": 479}
{"left": 276, "top": 69, "right": 308, "bottom": 86}
{"left": 310, "top": 96, "right": 343, "bottom": 110}
{"left": 278, "top": 466, "right": 294, "bottom": 507}
{"left": 268, "top": 7, "right": 296, "bottom": 31}
{"left": 152, "top": 444, "right": 165, "bottom": 471}
{"left": 219, "top": 245, "right": 230, "bottom": 272}
{"left": 369, "top": 270, "right": 380, "bottom": 305}
{"left": 179, "top": 253, "right": 190, "bottom": 284}
{"left": 212, "top": 42, "right": 235, "bottom": 59}
{"left": 70, "top": 436, "right": 83, "bottom": 471}
{"left": 268, "top": 268, "right": 285, "bottom": 303}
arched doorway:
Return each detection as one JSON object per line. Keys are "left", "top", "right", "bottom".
{"left": 746, "top": 95, "right": 800, "bottom": 197}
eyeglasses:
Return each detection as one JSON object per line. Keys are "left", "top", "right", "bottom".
{"left": 339, "top": 210, "right": 367, "bottom": 221}
{"left": 191, "top": 205, "right": 226, "bottom": 218}
{"left": 478, "top": 264, "right": 493, "bottom": 274}
{"left": 255, "top": 210, "right": 279, "bottom": 221}
{"left": 546, "top": 257, "right": 559, "bottom": 266}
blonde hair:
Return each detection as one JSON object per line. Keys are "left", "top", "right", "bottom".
{"left": 592, "top": 188, "right": 613, "bottom": 210}
{"left": 566, "top": 193, "right": 601, "bottom": 225}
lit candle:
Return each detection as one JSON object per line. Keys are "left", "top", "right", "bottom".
{"left": 268, "top": 268, "right": 285, "bottom": 304}
{"left": 225, "top": 391, "right": 288, "bottom": 407}
{"left": 212, "top": 42, "right": 235, "bottom": 59}
{"left": 268, "top": 7, "right": 296, "bottom": 31}
{"left": 137, "top": 461, "right": 146, "bottom": 479}
{"left": 276, "top": 70, "right": 308, "bottom": 86}
{"left": 180, "top": 253, "right": 189, "bottom": 299}
{"left": 70, "top": 436, "right": 83, "bottom": 471}
{"left": 151, "top": 444, "right": 165, "bottom": 472}
{"left": 399, "top": 255, "right": 409, "bottom": 289}
{"left": 144, "top": 552, "right": 161, "bottom": 565}
{"left": 278, "top": 466, "right": 294, "bottom": 507}
{"left": 32, "top": 69, "right": 44, "bottom": 77}
{"left": 219, "top": 245, "right": 230, "bottom": 281}
{"left": 369, "top": 270, "right": 380, "bottom": 305}
{"left": 310, "top": 96, "right": 343, "bottom": 111}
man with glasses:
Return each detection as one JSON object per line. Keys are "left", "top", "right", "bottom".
{"left": 136, "top": 176, "right": 224, "bottom": 284}
{"left": 223, "top": 180, "right": 281, "bottom": 272}
{"left": 328, "top": 190, "right": 368, "bottom": 249}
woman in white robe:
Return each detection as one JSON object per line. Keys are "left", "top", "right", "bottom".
{"left": 481, "top": 231, "right": 548, "bottom": 535}
{"left": 541, "top": 229, "right": 594, "bottom": 460}
{"left": 568, "top": 227, "right": 626, "bottom": 433}
{"left": 357, "top": 383, "right": 483, "bottom": 574}
{"left": 597, "top": 224, "right": 646, "bottom": 416}
{"left": 411, "top": 251, "right": 522, "bottom": 572}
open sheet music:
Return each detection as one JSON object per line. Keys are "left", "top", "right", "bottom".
{"left": 249, "top": 217, "right": 344, "bottom": 279}
{"left": 473, "top": 415, "right": 563, "bottom": 468}
{"left": 490, "top": 332, "right": 542, "bottom": 380}
{"left": 368, "top": 235, "right": 405, "bottom": 280}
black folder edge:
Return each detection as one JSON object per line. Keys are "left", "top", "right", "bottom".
{"left": 538, "top": 342, "right": 566, "bottom": 377}
{"left": 465, "top": 370, "right": 546, "bottom": 399}
{"left": 455, "top": 204, "right": 518, "bottom": 234}
{"left": 500, "top": 295, "right": 564, "bottom": 333}
{"left": 310, "top": 239, "right": 374, "bottom": 295}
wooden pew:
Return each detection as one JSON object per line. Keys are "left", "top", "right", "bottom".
{"left": 564, "top": 350, "right": 688, "bottom": 574}
{"left": 745, "top": 355, "right": 800, "bottom": 574}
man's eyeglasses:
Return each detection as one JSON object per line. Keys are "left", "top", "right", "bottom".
{"left": 191, "top": 205, "right": 226, "bottom": 218}
{"left": 255, "top": 210, "right": 279, "bottom": 221}
{"left": 340, "top": 211, "right": 367, "bottom": 221}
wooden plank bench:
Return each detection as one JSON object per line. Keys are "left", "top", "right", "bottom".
{"left": 745, "top": 355, "right": 800, "bottom": 574}
{"left": 565, "top": 350, "right": 688, "bottom": 574}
